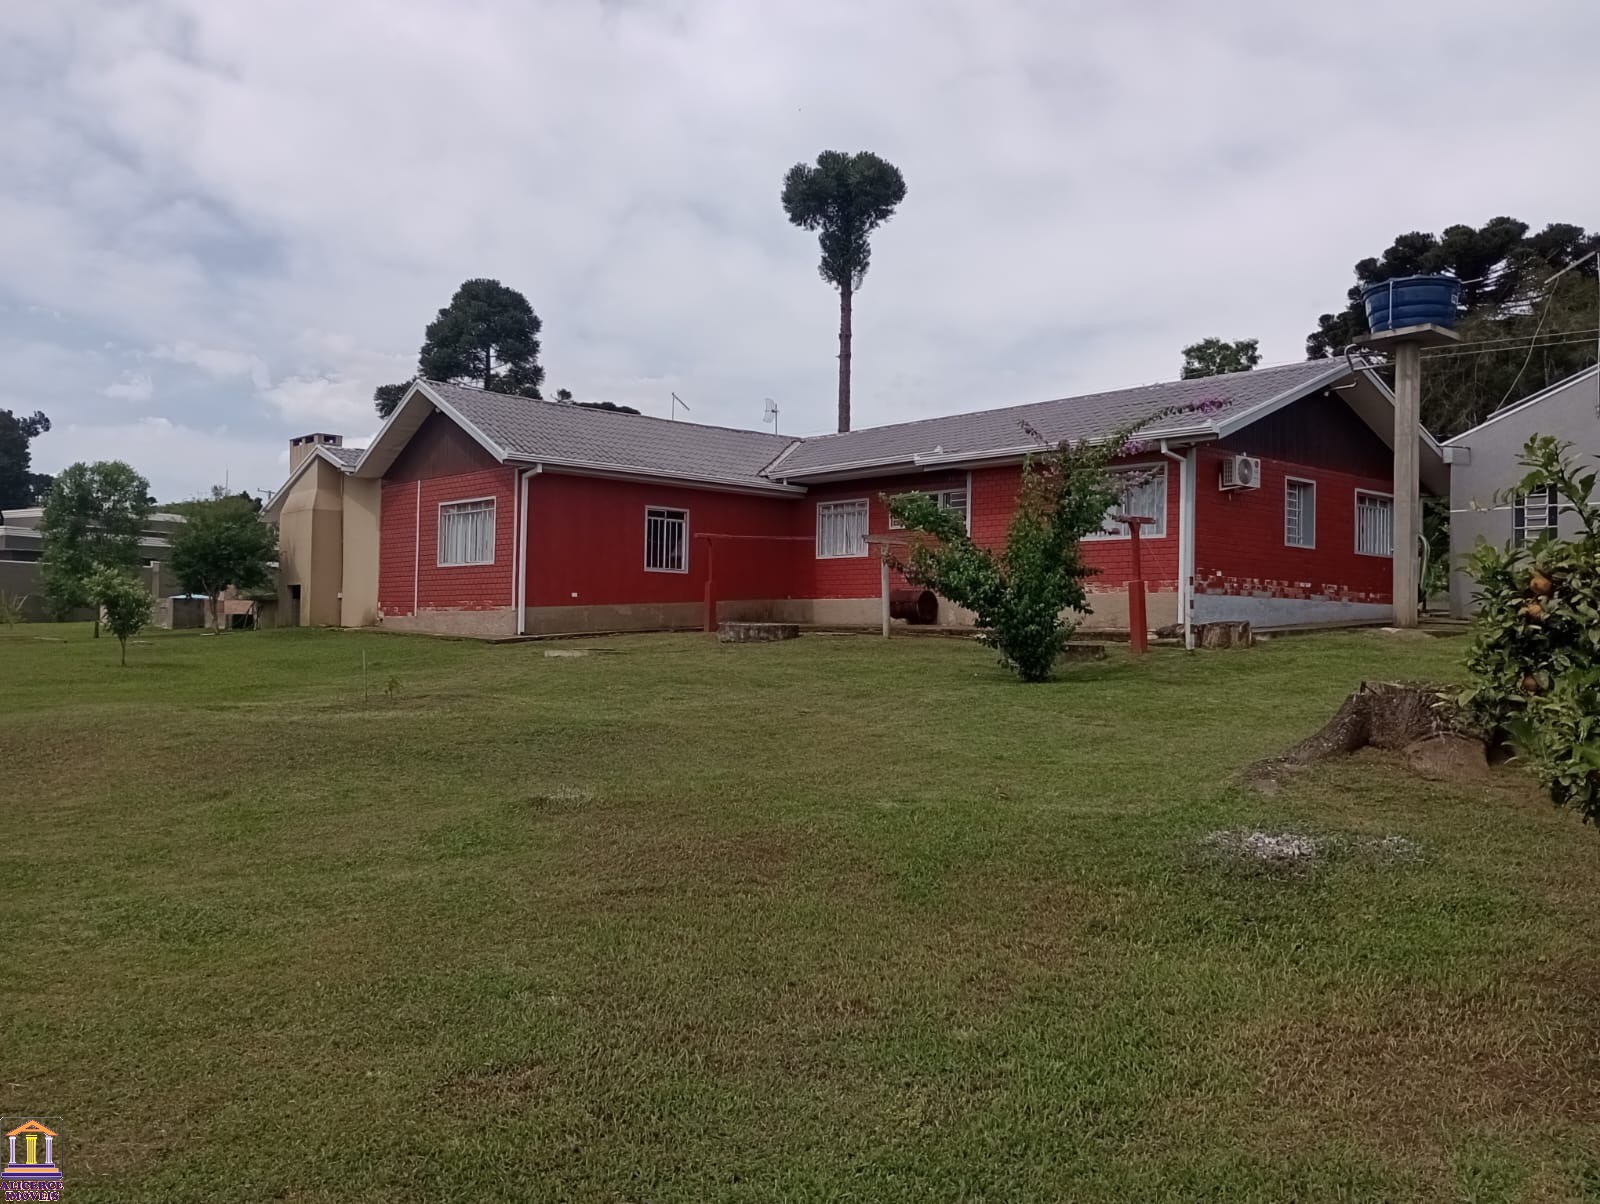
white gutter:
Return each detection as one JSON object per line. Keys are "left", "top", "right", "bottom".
{"left": 1160, "top": 440, "right": 1196, "bottom": 651}
{"left": 515, "top": 464, "right": 542, "bottom": 635}
{"left": 510, "top": 456, "right": 805, "bottom": 496}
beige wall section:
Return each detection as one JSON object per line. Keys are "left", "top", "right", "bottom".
{"left": 276, "top": 456, "right": 345, "bottom": 627}
{"left": 522, "top": 601, "right": 704, "bottom": 635}
{"left": 382, "top": 607, "right": 517, "bottom": 638}
{"left": 1076, "top": 589, "right": 1179, "bottom": 631}
{"left": 340, "top": 476, "right": 380, "bottom": 627}
{"left": 512, "top": 591, "right": 1177, "bottom": 638}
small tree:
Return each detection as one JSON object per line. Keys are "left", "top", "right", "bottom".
{"left": 885, "top": 424, "right": 1156, "bottom": 682}
{"left": 40, "top": 460, "right": 152, "bottom": 636}
{"left": 170, "top": 503, "right": 278, "bottom": 631}
{"left": 1460, "top": 436, "right": 1600, "bottom": 820}
{"left": 88, "top": 567, "right": 153, "bottom": 666}
{"left": 1180, "top": 337, "right": 1261, "bottom": 379}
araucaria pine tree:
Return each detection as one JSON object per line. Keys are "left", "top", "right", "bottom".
{"left": 782, "top": 151, "right": 907, "bottom": 433}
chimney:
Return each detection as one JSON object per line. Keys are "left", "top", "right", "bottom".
{"left": 289, "top": 432, "right": 344, "bottom": 472}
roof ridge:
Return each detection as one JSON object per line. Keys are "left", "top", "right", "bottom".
{"left": 422, "top": 379, "right": 793, "bottom": 445}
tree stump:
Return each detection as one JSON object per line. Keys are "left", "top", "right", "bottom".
{"left": 1243, "top": 680, "right": 1487, "bottom": 793}
{"left": 1152, "top": 621, "right": 1253, "bottom": 647}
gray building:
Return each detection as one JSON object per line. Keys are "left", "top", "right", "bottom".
{"left": 0, "top": 507, "right": 184, "bottom": 620}
{"left": 1444, "top": 365, "right": 1599, "bottom": 617}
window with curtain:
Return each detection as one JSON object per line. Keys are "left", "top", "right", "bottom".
{"left": 1355, "top": 491, "right": 1394, "bottom": 557}
{"left": 816, "top": 499, "right": 869, "bottom": 558}
{"left": 644, "top": 507, "right": 688, "bottom": 572}
{"left": 1086, "top": 466, "right": 1166, "bottom": 539}
{"left": 1284, "top": 478, "right": 1316, "bottom": 548}
{"left": 438, "top": 498, "right": 496, "bottom": 566}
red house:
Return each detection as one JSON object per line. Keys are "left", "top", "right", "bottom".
{"left": 277, "top": 360, "right": 1446, "bottom": 639}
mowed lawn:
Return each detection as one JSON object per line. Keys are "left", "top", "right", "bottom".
{"left": 4, "top": 624, "right": 1600, "bottom": 1203}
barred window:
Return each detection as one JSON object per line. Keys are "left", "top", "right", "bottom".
{"left": 1086, "top": 466, "right": 1167, "bottom": 539}
{"left": 438, "top": 498, "right": 495, "bottom": 566}
{"left": 1285, "top": 478, "right": 1316, "bottom": 548}
{"left": 816, "top": 499, "right": 869, "bottom": 559}
{"left": 1355, "top": 491, "right": 1394, "bottom": 557}
{"left": 888, "top": 488, "right": 968, "bottom": 531}
{"left": 1513, "top": 487, "right": 1560, "bottom": 547}
{"left": 644, "top": 507, "right": 688, "bottom": 572}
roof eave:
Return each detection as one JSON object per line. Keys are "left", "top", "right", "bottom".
{"left": 351, "top": 380, "right": 510, "bottom": 479}
{"left": 512, "top": 456, "right": 807, "bottom": 496}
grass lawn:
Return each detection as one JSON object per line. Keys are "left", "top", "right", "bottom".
{"left": 4, "top": 623, "right": 1600, "bottom": 1202}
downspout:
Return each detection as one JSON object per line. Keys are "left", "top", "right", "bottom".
{"left": 1159, "top": 441, "right": 1195, "bottom": 651}
{"left": 515, "top": 465, "right": 542, "bottom": 636}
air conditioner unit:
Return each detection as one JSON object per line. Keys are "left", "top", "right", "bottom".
{"left": 1219, "top": 455, "right": 1262, "bottom": 491}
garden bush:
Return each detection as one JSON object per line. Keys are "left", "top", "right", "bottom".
{"left": 1460, "top": 436, "right": 1600, "bottom": 819}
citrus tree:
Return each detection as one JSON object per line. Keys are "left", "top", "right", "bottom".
{"left": 1460, "top": 436, "right": 1600, "bottom": 819}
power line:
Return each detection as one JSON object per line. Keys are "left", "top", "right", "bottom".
{"left": 1493, "top": 250, "right": 1600, "bottom": 407}
{"left": 1421, "top": 333, "right": 1600, "bottom": 362}
{"left": 1419, "top": 326, "right": 1599, "bottom": 353}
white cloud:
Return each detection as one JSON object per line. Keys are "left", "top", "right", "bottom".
{"left": 102, "top": 370, "right": 153, "bottom": 402}
{"left": 0, "top": 0, "right": 1596, "bottom": 502}
{"left": 151, "top": 341, "right": 270, "bottom": 389}
{"left": 260, "top": 374, "right": 374, "bottom": 429}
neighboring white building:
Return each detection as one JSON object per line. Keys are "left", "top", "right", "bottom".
{"left": 0, "top": 507, "right": 185, "bottom": 620}
{"left": 1444, "top": 365, "right": 1600, "bottom": 617}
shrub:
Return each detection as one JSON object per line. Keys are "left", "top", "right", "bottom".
{"left": 885, "top": 422, "right": 1151, "bottom": 682}
{"left": 88, "top": 566, "right": 154, "bottom": 667}
{"left": 1459, "top": 436, "right": 1600, "bottom": 819}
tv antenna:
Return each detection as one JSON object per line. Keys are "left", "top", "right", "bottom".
{"left": 670, "top": 392, "right": 691, "bottom": 421}
{"left": 762, "top": 397, "right": 780, "bottom": 435}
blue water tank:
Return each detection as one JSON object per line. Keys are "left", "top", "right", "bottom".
{"left": 1362, "top": 274, "right": 1461, "bottom": 333}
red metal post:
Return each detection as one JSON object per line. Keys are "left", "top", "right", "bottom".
{"left": 1117, "top": 514, "right": 1152, "bottom": 656}
{"left": 702, "top": 537, "right": 718, "bottom": 633}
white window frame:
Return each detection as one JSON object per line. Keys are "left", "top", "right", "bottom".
{"left": 1284, "top": 477, "right": 1316, "bottom": 549}
{"left": 643, "top": 506, "right": 690, "bottom": 573}
{"left": 816, "top": 498, "right": 870, "bottom": 559}
{"left": 436, "top": 496, "right": 497, "bottom": 567}
{"left": 1513, "top": 486, "right": 1561, "bottom": 547}
{"left": 1083, "top": 462, "right": 1168, "bottom": 541}
{"left": 887, "top": 487, "right": 970, "bottom": 532}
{"left": 1354, "top": 489, "right": 1394, "bottom": 558}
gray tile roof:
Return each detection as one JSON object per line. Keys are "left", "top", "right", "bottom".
{"left": 323, "top": 445, "right": 363, "bottom": 467}
{"left": 422, "top": 380, "right": 798, "bottom": 491}
{"left": 768, "top": 360, "right": 1348, "bottom": 478}
{"left": 386, "top": 361, "right": 1353, "bottom": 490}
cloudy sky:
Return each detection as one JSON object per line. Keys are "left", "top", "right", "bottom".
{"left": 4, "top": 1, "right": 1597, "bottom": 500}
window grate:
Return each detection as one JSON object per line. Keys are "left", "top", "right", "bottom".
{"left": 1285, "top": 479, "right": 1316, "bottom": 548}
{"left": 887, "top": 488, "right": 968, "bottom": 531}
{"left": 644, "top": 507, "right": 688, "bottom": 572}
{"left": 1513, "top": 487, "right": 1560, "bottom": 547}
{"left": 1355, "top": 491, "right": 1393, "bottom": 557}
